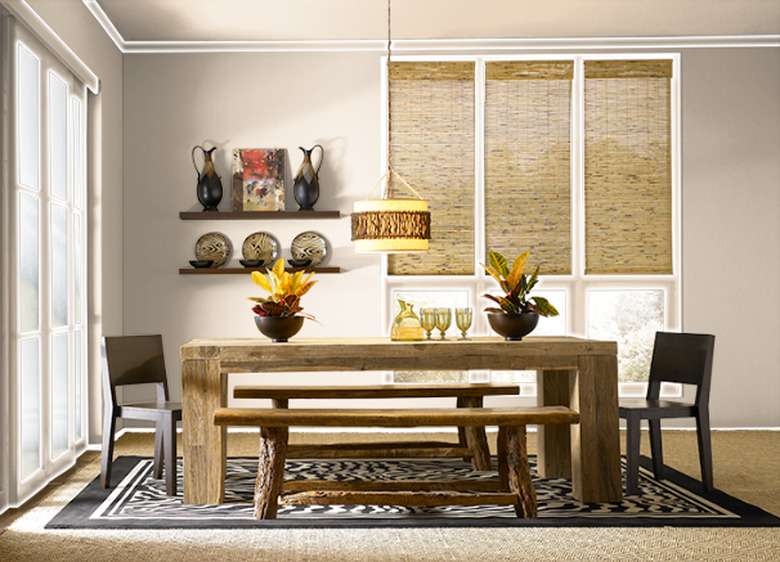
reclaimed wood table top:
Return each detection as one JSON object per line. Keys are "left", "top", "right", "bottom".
{"left": 181, "top": 336, "right": 618, "bottom": 373}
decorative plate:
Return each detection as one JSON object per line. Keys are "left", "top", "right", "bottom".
{"left": 194, "top": 232, "right": 231, "bottom": 267}
{"left": 291, "top": 231, "right": 327, "bottom": 266}
{"left": 242, "top": 231, "right": 280, "bottom": 263}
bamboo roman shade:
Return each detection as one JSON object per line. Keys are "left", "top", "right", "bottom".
{"left": 484, "top": 61, "right": 573, "bottom": 275}
{"left": 584, "top": 60, "right": 673, "bottom": 274}
{"left": 387, "top": 62, "right": 475, "bottom": 275}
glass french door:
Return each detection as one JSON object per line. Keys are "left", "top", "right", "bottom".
{"left": 10, "top": 23, "right": 88, "bottom": 503}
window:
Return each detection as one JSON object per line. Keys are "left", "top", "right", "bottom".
{"left": 382, "top": 56, "right": 680, "bottom": 396}
{"left": 6, "top": 25, "right": 89, "bottom": 502}
{"left": 387, "top": 62, "right": 476, "bottom": 275}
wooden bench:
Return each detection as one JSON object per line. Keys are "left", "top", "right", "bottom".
{"left": 233, "top": 383, "right": 521, "bottom": 470}
{"left": 213, "top": 405, "right": 580, "bottom": 519}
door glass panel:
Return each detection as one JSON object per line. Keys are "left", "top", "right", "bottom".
{"left": 51, "top": 204, "right": 68, "bottom": 327}
{"left": 20, "top": 338, "right": 41, "bottom": 479}
{"left": 71, "top": 97, "right": 83, "bottom": 209}
{"left": 74, "top": 330, "right": 82, "bottom": 440}
{"left": 20, "top": 193, "right": 40, "bottom": 332}
{"left": 48, "top": 72, "right": 68, "bottom": 200}
{"left": 587, "top": 289, "right": 665, "bottom": 382}
{"left": 17, "top": 43, "right": 40, "bottom": 190}
{"left": 74, "top": 215, "right": 82, "bottom": 324}
{"left": 51, "top": 333, "right": 69, "bottom": 458}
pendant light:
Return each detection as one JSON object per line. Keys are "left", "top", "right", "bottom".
{"left": 350, "top": 0, "right": 431, "bottom": 253}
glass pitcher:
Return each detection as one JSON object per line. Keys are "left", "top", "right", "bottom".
{"left": 391, "top": 299, "right": 425, "bottom": 341}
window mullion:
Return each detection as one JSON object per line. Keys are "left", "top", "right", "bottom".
{"left": 473, "top": 58, "right": 486, "bottom": 334}
{"left": 571, "top": 56, "right": 586, "bottom": 336}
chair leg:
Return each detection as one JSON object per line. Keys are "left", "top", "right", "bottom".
{"left": 625, "top": 412, "right": 642, "bottom": 495}
{"left": 696, "top": 410, "right": 714, "bottom": 491}
{"left": 164, "top": 414, "right": 178, "bottom": 496}
{"left": 152, "top": 420, "right": 164, "bottom": 479}
{"left": 648, "top": 418, "right": 664, "bottom": 480}
{"left": 100, "top": 412, "right": 117, "bottom": 488}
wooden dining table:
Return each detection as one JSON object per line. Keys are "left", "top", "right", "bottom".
{"left": 180, "top": 336, "right": 622, "bottom": 505}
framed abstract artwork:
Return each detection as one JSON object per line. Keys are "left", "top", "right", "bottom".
{"left": 232, "top": 148, "right": 285, "bottom": 211}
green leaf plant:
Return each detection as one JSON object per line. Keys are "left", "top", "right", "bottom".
{"left": 481, "top": 250, "right": 560, "bottom": 317}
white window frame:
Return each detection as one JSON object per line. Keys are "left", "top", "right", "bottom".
{"left": 380, "top": 54, "right": 681, "bottom": 399}
{"left": 5, "top": 27, "right": 88, "bottom": 506}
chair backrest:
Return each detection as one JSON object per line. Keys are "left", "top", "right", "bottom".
{"left": 647, "top": 332, "right": 715, "bottom": 406}
{"left": 102, "top": 335, "right": 169, "bottom": 408}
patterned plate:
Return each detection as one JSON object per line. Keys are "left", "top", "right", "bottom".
{"left": 291, "top": 231, "right": 327, "bottom": 266}
{"left": 242, "top": 231, "right": 280, "bottom": 263}
{"left": 194, "top": 232, "right": 231, "bottom": 267}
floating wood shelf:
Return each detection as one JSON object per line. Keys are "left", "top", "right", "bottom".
{"left": 179, "top": 210, "right": 341, "bottom": 220}
{"left": 179, "top": 266, "right": 341, "bottom": 275}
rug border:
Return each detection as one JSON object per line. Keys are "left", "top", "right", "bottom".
{"left": 46, "top": 456, "right": 780, "bottom": 529}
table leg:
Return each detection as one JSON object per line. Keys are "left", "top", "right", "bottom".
{"left": 182, "top": 358, "right": 227, "bottom": 504}
{"left": 536, "top": 369, "right": 574, "bottom": 478}
{"left": 570, "top": 354, "right": 622, "bottom": 503}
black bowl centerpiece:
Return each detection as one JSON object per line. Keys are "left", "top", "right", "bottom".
{"left": 189, "top": 259, "right": 214, "bottom": 268}
{"left": 254, "top": 315, "right": 305, "bottom": 343}
{"left": 487, "top": 311, "right": 539, "bottom": 341}
{"left": 481, "top": 250, "right": 559, "bottom": 341}
{"left": 249, "top": 258, "right": 317, "bottom": 342}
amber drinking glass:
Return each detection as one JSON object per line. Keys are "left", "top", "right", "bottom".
{"left": 435, "top": 308, "right": 452, "bottom": 340}
{"left": 420, "top": 308, "right": 436, "bottom": 340}
{"left": 455, "top": 307, "right": 473, "bottom": 340}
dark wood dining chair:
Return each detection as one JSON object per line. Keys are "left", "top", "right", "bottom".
{"left": 619, "top": 332, "right": 716, "bottom": 496}
{"left": 101, "top": 334, "right": 182, "bottom": 495}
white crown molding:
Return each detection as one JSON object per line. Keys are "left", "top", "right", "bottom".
{"left": 83, "top": 0, "right": 779, "bottom": 54}
{"left": 2, "top": 0, "right": 100, "bottom": 91}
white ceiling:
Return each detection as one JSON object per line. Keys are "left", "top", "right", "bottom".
{"left": 89, "top": 0, "right": 780, "bottom": 44}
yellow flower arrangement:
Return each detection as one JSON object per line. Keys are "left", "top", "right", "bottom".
{"left": 249, "top": 258, "right": 317, "bottom": 318}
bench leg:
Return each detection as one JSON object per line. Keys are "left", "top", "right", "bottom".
{"left": 462, "top": 396, "right": 492, "bottom": 471}
{"left": 254, "top": 427, "right": 289, "bottom": 519}
{"left": 499, "top": 424, "right": 537, "bottom": 518}
{"left": 456, "top": 397, "right": 469, "bottom": 462}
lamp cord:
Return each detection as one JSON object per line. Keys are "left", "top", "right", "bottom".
{"left": 374, "top": 0, "right": 423, "bottom": 203}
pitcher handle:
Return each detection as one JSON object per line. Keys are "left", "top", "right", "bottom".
{"left": 191, "top": 145, "right": 203, "bottom": 177}
{"left": 311, "top": 144, "right": 324, "bottom": 174}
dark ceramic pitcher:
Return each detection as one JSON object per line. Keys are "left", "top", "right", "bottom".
{"left": 293, "top": 144, "right": 323, "bottom": 211}
{"left": 192, "top": 145, "right": 223, "bottom": 211}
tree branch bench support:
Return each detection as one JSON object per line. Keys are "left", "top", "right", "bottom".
{"left": 233, "top": 383, "right": 521, "bottom": 471}
{"left": 213, "top": 406, "right": 580, "bottom": 519}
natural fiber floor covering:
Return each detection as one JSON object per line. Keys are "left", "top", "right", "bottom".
{"left": 1, "top": 429, "right": 779, "bottom": 561}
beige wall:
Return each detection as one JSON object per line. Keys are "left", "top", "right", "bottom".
{"left": 121, "top": 47, "right": 780, "bottom": 428}
{"left": 122, "top": 51, "right": 389, "bottom": 398}
{"left": 680, "top": 48, "right": 780, "bottom": 427}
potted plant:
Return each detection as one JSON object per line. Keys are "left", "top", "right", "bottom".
{"left": 249, "top": 258, "right": 316, "bottom": 342}
{"left": 481, "top": 250, "right": 559, "bottom": 341}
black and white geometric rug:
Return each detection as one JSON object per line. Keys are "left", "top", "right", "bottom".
{"left": 47, "top": 456, "right": 780, "bottom": 529}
